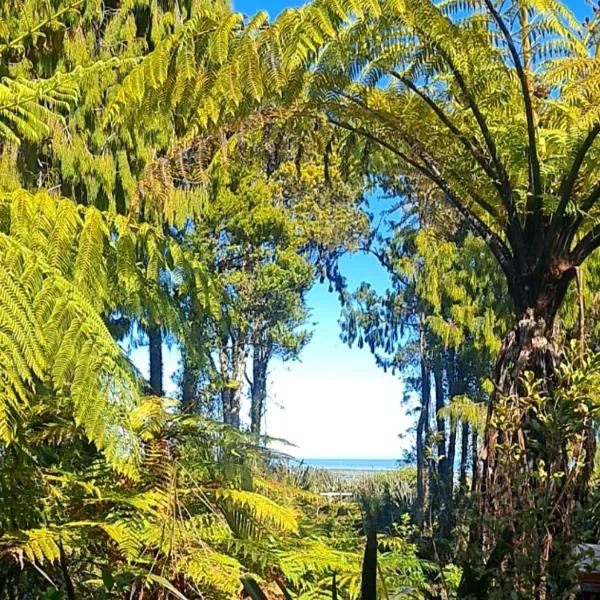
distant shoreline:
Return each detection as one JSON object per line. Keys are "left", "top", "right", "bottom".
{"left": 297, "top": 458, "right": 406, "bottom": 474}
{"left": 325, "top": 468, "right": 395, "bottom": 478}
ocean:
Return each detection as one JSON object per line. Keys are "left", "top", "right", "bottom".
{"left": 300, "top": 458, "right": 400, "bottom": 471}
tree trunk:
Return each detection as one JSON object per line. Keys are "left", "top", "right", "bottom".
{"left": 361, "top": 515, "right": 378, "bottom": 600}
{"left": 221, "top": 338, "right": 244, "bottom": 429}
{"left": 148, "top": 326, "right": 163, "bottom": 396}
{"left": 443, "top": 416, "right": 457, "bottom": 544}
{"left": 459, "top": 422, "right": 469, "bottom": 490}
{"left": 219, "top": 344, "right": 229, "bottom": 423}
{"left": 434, "top": 364, "right": 453, "bottom": 540}
{"left": 415, "top": 321, "right": 431, "bottom": 530}
{"left": 434, "top": 366, "right": 447, "bottom": 474}
{"left": 250, "top": 340, "right": 269, "bottom": 435}
{"left": 446, "top": 351, "right": 460, "bottom": 496}
{"left": 473, "top": 301, "right": 595, "bottom": 598}
{"left": 446, "top": 424, "right": 457, "bottom": 496}
{"left": 181, "top": 347, "right": 196, "bottom": 408}
{"left": 470, "top": 430, "right": 478, "bottom": 493}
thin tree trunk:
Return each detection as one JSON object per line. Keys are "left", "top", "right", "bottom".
{"left": 181, "top": 347, "right": 195, "bottom": 407}
{"left": 446, "top": 351, "right": 460, "bottom": 495}
{"left": 470, "top": 430, "right": 478, "bottom": 493}
{"left": 415, "top": 320, "right": 431, "bottom": 529}
{"left": 441, "top": 354, "right": 458, "bottom": 542}
{"left": 219, "top": 342, "right": 230, "bottom": 424}
{"left": 228, "top": 343, "right": 244, "bottom": 429}
{"left": 444, "top": 420, "right": 457, "bottom": 540}
{"left": 459, "top": 422, "right": 469, "bottom": 490}
{"left": 148, "top": 326, "right": 163, "bottom": 396}
{"left": 434, "top": 366, "right": 447, "bottom": 474}
{"left": 434, "top": 364, "right": 452, "bottom": 539}
{"left": 250, "top": 340, "right": 269, "bottom": 435}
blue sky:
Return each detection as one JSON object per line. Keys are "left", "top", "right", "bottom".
{"left": 133, "top": 0, "right": 591, "bottom": 460}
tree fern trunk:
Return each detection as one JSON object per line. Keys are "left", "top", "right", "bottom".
{"left": 361, "top": 518, "right": 377, "bottom": 600}
{"left": 148, "top": 326, "right": 163, "bottom": 396}
{"left": 471, "top": 302, "right": 595, "bottom": 598}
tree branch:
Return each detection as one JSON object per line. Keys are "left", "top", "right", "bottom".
{"left": 336, "top": 93, "right": 499, "bottom": 218}
{"left": 558, "top": 179, "right": 600, "bottom": 252}
{"left": 482, "top": 0, "right": 541, "bottom": 201}
{"left": 553, "top": 124, "right": 600, "bottom": 228}
{"left": 388, "top": 72, "right": 500, "bottom": 184}
{"left": 328, "top": 117, "right": 514, "bottom": 276}
{"left": 434, "top": 50, "right": 526, "bottom": 266}
{"left": 571, "top": 224, "right": 600, "bottom": 265}
{"left": 580, "top": 179, "right": 600, "bottom": 215}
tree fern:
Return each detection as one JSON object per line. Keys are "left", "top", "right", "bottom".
{"left": 0, "top": 190, "right": 151, "bottom": 475}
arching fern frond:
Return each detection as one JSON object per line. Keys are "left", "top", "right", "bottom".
{"left": 0, "top": 190, "right": 147, "bottom": 476}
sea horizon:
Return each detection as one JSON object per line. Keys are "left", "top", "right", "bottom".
{"left": 299, "top": 458, "right": 402, "bottom": 471}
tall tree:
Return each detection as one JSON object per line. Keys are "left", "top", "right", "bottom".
{"left": 342, "top": 202, "right": 506, "bottom": 544}
{"left": 173, "top": 121, "right": 367, "bottom": 429}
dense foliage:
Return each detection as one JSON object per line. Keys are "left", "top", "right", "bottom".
{"left": 4, "top": 0, "right": 600, "bottom": 599}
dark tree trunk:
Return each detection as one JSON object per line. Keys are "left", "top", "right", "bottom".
{"left": 181, "top": 348, "right": 196, "bottom": 407}
{"left": 415, "top": 321, "right": 431, "bottom": 529}
{"left": 148, "top": 326, "right": 163, "bottom": 396}
{"left": 361, "top": 516, "right": 378, "bottom": 600}
{"left": 250, "top": 340, "right": 269, "bottom": 435}
{"left": 459, "top": 422, "right": 469, "bottom": 490}
{"left": 470, "top": 430, "right": 478, "bottom": 493}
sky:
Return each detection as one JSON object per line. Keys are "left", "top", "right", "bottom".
{"left": 132, "top": 0, "right": 591, "bottom": 461}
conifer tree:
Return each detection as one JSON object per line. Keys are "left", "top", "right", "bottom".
{"left": 172, "top": 116, "right": 367, "bottom": 430}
